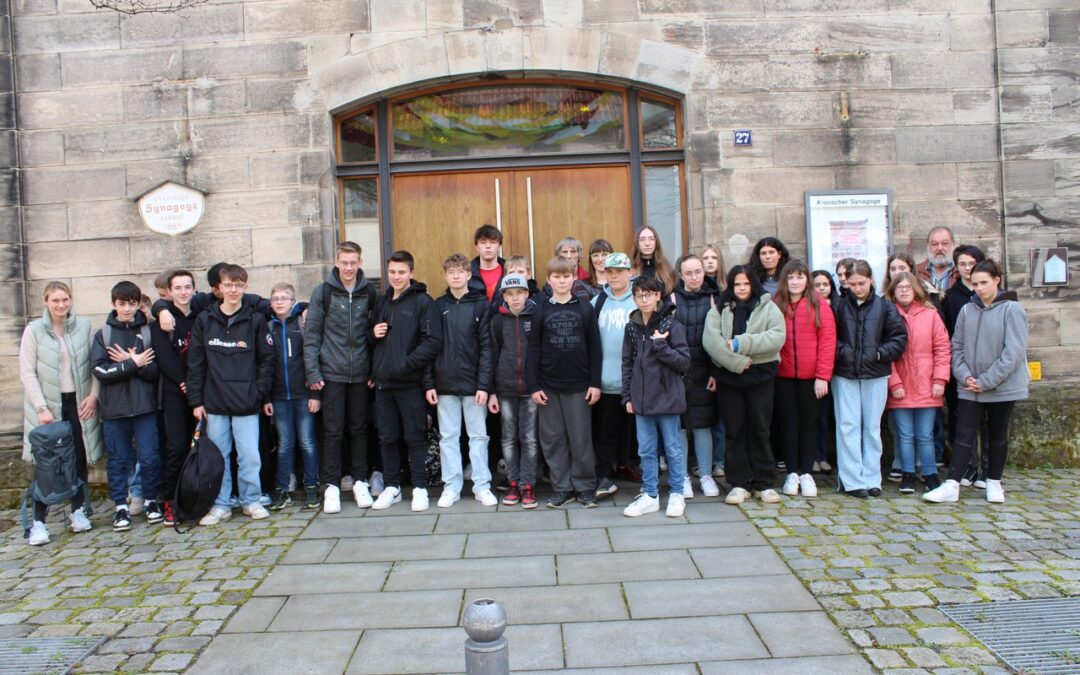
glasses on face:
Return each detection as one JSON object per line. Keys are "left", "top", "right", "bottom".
{"left": 957, "top": 260, "right": 977, "bottom": 269}
{"left": 894, "top": 284, "right": 914, "bottom": 292}
{"left": 271, "top": 296, "right": 294, "bottom": 303}
{"left": 634, "top": 292, "right": 658, "bottom": 301}
{"left": 220, "top": 282, "right": 245, "bottom": 291}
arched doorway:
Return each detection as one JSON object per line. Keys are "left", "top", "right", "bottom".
{"left": 335, "top": 79, "right": 686, "bottom": 288}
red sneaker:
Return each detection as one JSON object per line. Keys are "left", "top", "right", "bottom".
{"left": 520, "top": 484, "right": 537, "bottom": 509}
{"left": 162, "top": 500, "right": 175, "bottom": 526}
{"left": 502, "top": 481, "right": 520, "bottom": 506}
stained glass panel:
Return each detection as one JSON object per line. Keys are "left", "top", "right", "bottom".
{"left": 340, "top": 109, "right": 376, "bottom": 163}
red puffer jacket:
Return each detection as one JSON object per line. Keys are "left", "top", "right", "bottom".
{"left": 886, "top": 302, "right": 951, "bottom": 409}
{"left": 776, "top": 296, "right": 836, "bottom": 381}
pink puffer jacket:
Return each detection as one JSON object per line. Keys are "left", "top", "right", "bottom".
{"left": 886, "top": 302, "right": 951, "bottom": 409}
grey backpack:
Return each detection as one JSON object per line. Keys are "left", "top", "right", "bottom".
{"left": 21, "top": 421, "right": 89, "bottom": 534}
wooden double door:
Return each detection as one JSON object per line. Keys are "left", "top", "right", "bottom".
{"left": 391, "top": 165, "right": 632, "bottom": 291}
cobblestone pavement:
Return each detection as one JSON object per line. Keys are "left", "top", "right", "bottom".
{"left": 743, "top": 468, "right": 1080, "bottom": 674}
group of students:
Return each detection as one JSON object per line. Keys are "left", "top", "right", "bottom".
{"left": 19, "top": 223, "right": 1030, "bottom": 545}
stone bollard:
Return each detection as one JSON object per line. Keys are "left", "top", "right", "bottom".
{"left": 463, "top": 598, "right": 509, "bottom": 675}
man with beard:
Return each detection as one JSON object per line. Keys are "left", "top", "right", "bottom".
{"left": 915, "top": 226, "right": 959, "bottom": 292}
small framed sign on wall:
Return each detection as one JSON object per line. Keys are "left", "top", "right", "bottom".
{"left": 1030, "top": 247, "right": 1069, "bottom": 287}
{"left": 805, "top": 189, "right": 893, "bottom": 284}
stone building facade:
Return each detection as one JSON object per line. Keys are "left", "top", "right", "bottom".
{"left": 1, "top": 0, "right": 1078, "bottom": 489}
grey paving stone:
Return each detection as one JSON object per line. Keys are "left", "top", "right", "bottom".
{"left": 268, "top": 589, "right": 462, "bottom": 631}
{"left": 346, "top": 623, "right": 563, "bottom": 673}
{"left": 435, "top": 510, "right": 568, "bottom": 534}
{"left": 253, "top": 562, "right": 391, "bottom": 596}
{"left": 384, "top": 556, "right": 555, "bottom": 591}
{"left": 690, "top": 546, "right": 790, "bottom": 577}
{"left": 188, "top": 630, "right": 361, "bottom": 675}
{"left": 299, "top": 514, "right": 436, "bottom": 539}
{"left": 327, "top": 534, "right": 467, "bottom": 563}
{"left": 557, "top": 549, "right": 700, "bottom": 585}
{"left": 608, "top": 521, "right": 766, "bottom": 551}
{"left": 624, "top": 575, "right": 820, "bottom": 618}
{"left": 564, "top": 616, "right": 768, "bottom": 667}
{"left": 567, "top": 504, "right": 688, "bottom": 529}
{"left": 221, "top": 596, "right": 285, "bottom": 634}
{"left": 464, "top": 527, "right": 610, "bottom": 558}
{"left": 525, "top": 667, "right": 698, "bottom": 675}
{"left": 748, "top": 610, "right": 856, "bottom": 657}
{"left": 462, "top": 584, "right": 628, "bottom": 624}
{"left": 683, "top": 501, "right": 751, "bottom": 523}
{"left": 280, "top": 538, "right": 337, "bottom": 564}
{"left": 698, "top": 654, "right": 875, "bottom": 674}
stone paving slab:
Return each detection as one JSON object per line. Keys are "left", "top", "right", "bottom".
{"left": 624, "top": 575, "right": 820, "bottom": 618}
{"left": 434, "top": 509, "right": 568, "bottom": 534}
{"left": 187, "top": 629, "right": 361, "bottom": 675}
{"left": 221, "top": 596, "right": 285, "bottom": 633}
{"left": 299, "top": 513, "right": 436, "bottom": 539}
{"left": 326, "top": 533, "right": 467, "bottom": 562}
{"left": 464, "top": 527, "right": 611, "bottom": 557}
{"left": 252, "top": 561, "right": 391, "bottom": 596}
{"left": 699, "top": 654, "right": 875, "bottom": 674}
{"left": 384, "top": 555, "right": 556, "bottom": 591}
{"left": 524, "top": 666, "right": 699, "bottom": 675}
{"left": 279, "top": 537, "right": 336, "bottom": 564}
{"left": 556, "top": 549, "right": 700, "bottom": 585}
{"left": 690, "top": 545, "right": 791, "bottom": 577}
{"left": 461, "top": 583, "right": 628, "bottom": 624}
{"left": 269, "top": 589, "right": 463, "bottom": 631}
{"left": 607, "top": 520, "right": 766, "bottom": 550}
{"left": 748, "top": 610, "right": 856, "bottom": 657}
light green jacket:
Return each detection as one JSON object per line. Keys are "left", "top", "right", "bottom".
{"left": 702, "top": 294, "right": 786, "bottom": 374}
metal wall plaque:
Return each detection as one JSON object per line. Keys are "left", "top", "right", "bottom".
{"left": 1030, "top": 247, "right": 1069, "bottom": 287}
{"left": 136, "top": 181, "right": 206, "bottom": 237}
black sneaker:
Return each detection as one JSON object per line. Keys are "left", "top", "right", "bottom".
{"left": 303, "top": 485, "right": 320, "bottom": 510}
{"left": 494, "top": 479, "right": 510, "bottom": 493}
{"left": 887, "top": 468, "right": 903, "bottom": 483}
{"left": 578, "top": 492, "right": 598, "bottom": 509}
{"left": 868, "top": 487, "right": 882, "bottom": 497}
{"left": 145, "top": 501, "right": 163, "bottom": 524}
{"left": 270, "top": 487, "right": 292, "bottom": 511}
{"left": 595, "top": 477, "right": 618, "bottom": 499}
{"left": 775, "top": 460, "right": 786, "bottom": 472}
{"left": 546, "top": 491, "right": 575, "bottom": 509}
{"left": 113, "top": 508, "right": 132, "bottom": 532}
{"left": 899, "top": 473, "right": 917, "bottom": 494}
{"left": 922, "top": 474, "right": 942, "bottom": 492}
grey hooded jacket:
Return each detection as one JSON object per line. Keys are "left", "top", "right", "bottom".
{"left": 951, "top": 291, "right": 1029, "bottom": 403}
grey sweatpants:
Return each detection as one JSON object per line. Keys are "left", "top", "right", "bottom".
{"left": 537, "top": 391, "right": 597, "bottom": 494}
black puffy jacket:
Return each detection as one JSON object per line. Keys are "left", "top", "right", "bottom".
{"left": 433, "top": 288, "right": 493, "bottom": 396}
{"left": 621, "top": 301, "right": 691, "bottom": 416}
{"left": 671, "top": 276, "right": 719, "bottom": 428}
{"left": 186, "top": 302, "right": 275, "bottom": 416}
{"left": 303, "top": 268, "right": 375, "bottom": 385}
{"left": 370, "top": 281, "right": 442, "bottom": 390}
{"left": 490, "top": 299, "right": 536, "bottom": 397}
{"left": 91, "top": 311, "right": 159, "bottom": 420}
{"left": 832, "top": 289, "right": 908, "bottom": 380}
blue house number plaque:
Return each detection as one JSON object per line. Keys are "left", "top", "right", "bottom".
{"left": 733, "top": 130, "right": 753, "bottom": 146}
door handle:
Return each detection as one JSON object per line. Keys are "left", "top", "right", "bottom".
{"left": 526, "top": 176, "right": 536, "bottom": 274}
{"left": 494, "top": 178, "right": 503, "bottom": 258}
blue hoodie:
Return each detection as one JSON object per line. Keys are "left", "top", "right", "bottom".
{"left": 592, "top": 283, "right": 636, "bottom": 394}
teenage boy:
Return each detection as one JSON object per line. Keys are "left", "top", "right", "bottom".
{"left": 527, "top": 256, "right": 602, "bottom": 508}
{"left": 502, "top": 255, "right": 545, "bottom": 305}
{"left": 266, "top": 282, "right": 321, "bottom": 511}
{"left": 304, "top": 241, "right": 376, "bottom": 513}
{"left": 369, "top": 251, "right": 443, "bottom": 511}
{"left": 432, "top": 254, "right": 496, "bottom": 508}
{"left": 470, "top": 224, "right": 505, "bottom": 303}
{"left": 488, "top": 274, "right": 539, "bottom": 508}
{"left": 92, "top": 281, "right": 162, "bottom": 531}
{"left": 187, "top": 264, "right": 275, "bottom": 525}
{"left": 590, "top": 252, "right": 638, "bottom": 498}
{"left": 151, "top": 270, "right": 199, "bottom": 526}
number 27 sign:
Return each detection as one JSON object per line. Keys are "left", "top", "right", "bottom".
{"left": 733, "top": 130, "right": 753, "bottom": 146}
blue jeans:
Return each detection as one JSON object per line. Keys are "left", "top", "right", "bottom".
{"left": 891, "top": 408, "right": 938, "bottom": 477}
{"left": 437, "top": 395, "right": 490, "bottom": 494}
{"left": 499, "top": 395, "right": 538, "bottom": 486}
{"left": 104, "top": 413, "right": 160, "bottom": 507}
{"left": 207, "top": 413, "right": 261, "bottom": 509}
{"left": 636, "top": 414, "right": 685, "bottom": 497}
{"left": 711, "top": 418, "right": 726, "bottom": 469}
{"left": 833, "top": 376, "right": 888, "bottom": 491}
{"left": 272, "top": 398, "right": 319, "bottom": 489}
{"left": 681, "top": 427, "right": 713, "bottom": 479}
{"left": 128, "top": 461, "right": 142, "bottom": 499}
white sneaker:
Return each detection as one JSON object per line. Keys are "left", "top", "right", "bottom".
{"left": 243, "top": 503, "right": 270, "bottom": 520}
{"left": 369, "top": 471, "right": 384, "bottom": 496}
{"left": 799, "top": 473, "right": 818, "bottom": 498}
{"left": 712, "top": 465, "right": 725, "bottom": 478}
{"left": 700, "top": 475, "right": 720, "bottom": 497}
{"left": 199, "top": 506, "right": 232, "bottom": 526}
{"left": 463, "top": 464, "right": 473, "bottom": 481}
{"left": 819, "top": 460, "right": 832, "bottom": 472}
{"left": 683, "top": 476, "right": 694, "bottom": 499}
{"left": 323, "top": 485, "right": 341, "bottom": 514}
{"left": 412, "top": 488, "right": 429, "bottom": 512}
{"left": 128, "top": 496, "right": 145, "bottom": 516}
{"left": 340, "top": 474, "right": 355, "bottom": 491}
{"left": 475, "top": 489, "right": 498, "bottom": 507}
{"left": 353, "top": 481, "right": 373, "bottom": 509}
{"left": 437, "top": 490, "right": 460, "bottom": 508}
{"left": 666, "top": 493, "right": 686, "bottom": 517}
{"left": 923, "top": 479, "right": 960, "bottom": 503}
{"left": 782, "top": 472, "right": 800, "bottom": 496}
{"left": 754, "top": 488, "right": 782, "bottom": 504}
{"left": 974, "top": 478, "right": 987, "bottom": 489}
{"left": 985, "top": 479, "right": 1005, "bottom": 503}
{"left": 623, "top": 493, "right": 660, "bottom": 517}
{"left": 27, "top": 520, "right": 49, "bottom": 546}
{"left": 725, "top": 487, "right": 749, "bottom": 505}
{"left": 812, "top": 460, "right": 821, "bottom": 472}
{"left": 372, "top": 486, "right": 401, "bottom": 510}
{"left": 69, "top": 507, "right": 92, "bottom": 533}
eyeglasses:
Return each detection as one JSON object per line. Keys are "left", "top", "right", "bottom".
{"left": 220, "top": 282, "right": 245, "bottom": 290}
{"left": 894, "top": 284, "right": 914, "bottom": 292}
{"left": 633, "top": 292, "right": 658, "bottom": 301}
{"left": 957, "top": 261, "right": 977, "bottom": 269}
{"left": 270, "top": 296, "right": 294, "bottom": 303}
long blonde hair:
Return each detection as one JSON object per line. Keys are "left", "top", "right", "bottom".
{"left": 632, "top": 224, "right": 677, "bottom": 295}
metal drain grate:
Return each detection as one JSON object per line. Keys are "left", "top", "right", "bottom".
{"left": 0, "top": 636, "right": 106, "bottom": 675}
{"left": 941, "top": 597, "right": 1080, "bottom": 674}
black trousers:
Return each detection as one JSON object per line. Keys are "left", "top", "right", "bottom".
{"left": 34, "top": 393, "right": 88, "bottom": 521}
{"left": 720, "top": 379, "right": 775, "bottom": 491}
{"left": 160, "top": 384, "right": 196, "bottom": 503}
{"left": 775, "top": 377, "right": 820, "bottom": 476}
{"left": 592, "top": 393, "right": 636, "bottom": 479}
{"left": 948, "top": 399, "right": 1015, "bottom": 482}
{"left": 376, "top": 387, "right": 428, "bottom": 489}
{"left": 320, "top": 381, "right": 370, "bottom": 487}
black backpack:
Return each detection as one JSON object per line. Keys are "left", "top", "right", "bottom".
{"left": 174, "top": 420, "right": 225, "bottom": 533}
{"left": 21, "top": 421, "right": 89, "bottom": 535}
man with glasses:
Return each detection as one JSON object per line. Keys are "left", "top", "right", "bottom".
{"left": 304, "top": 241, "right": 376, "bottom": 514}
